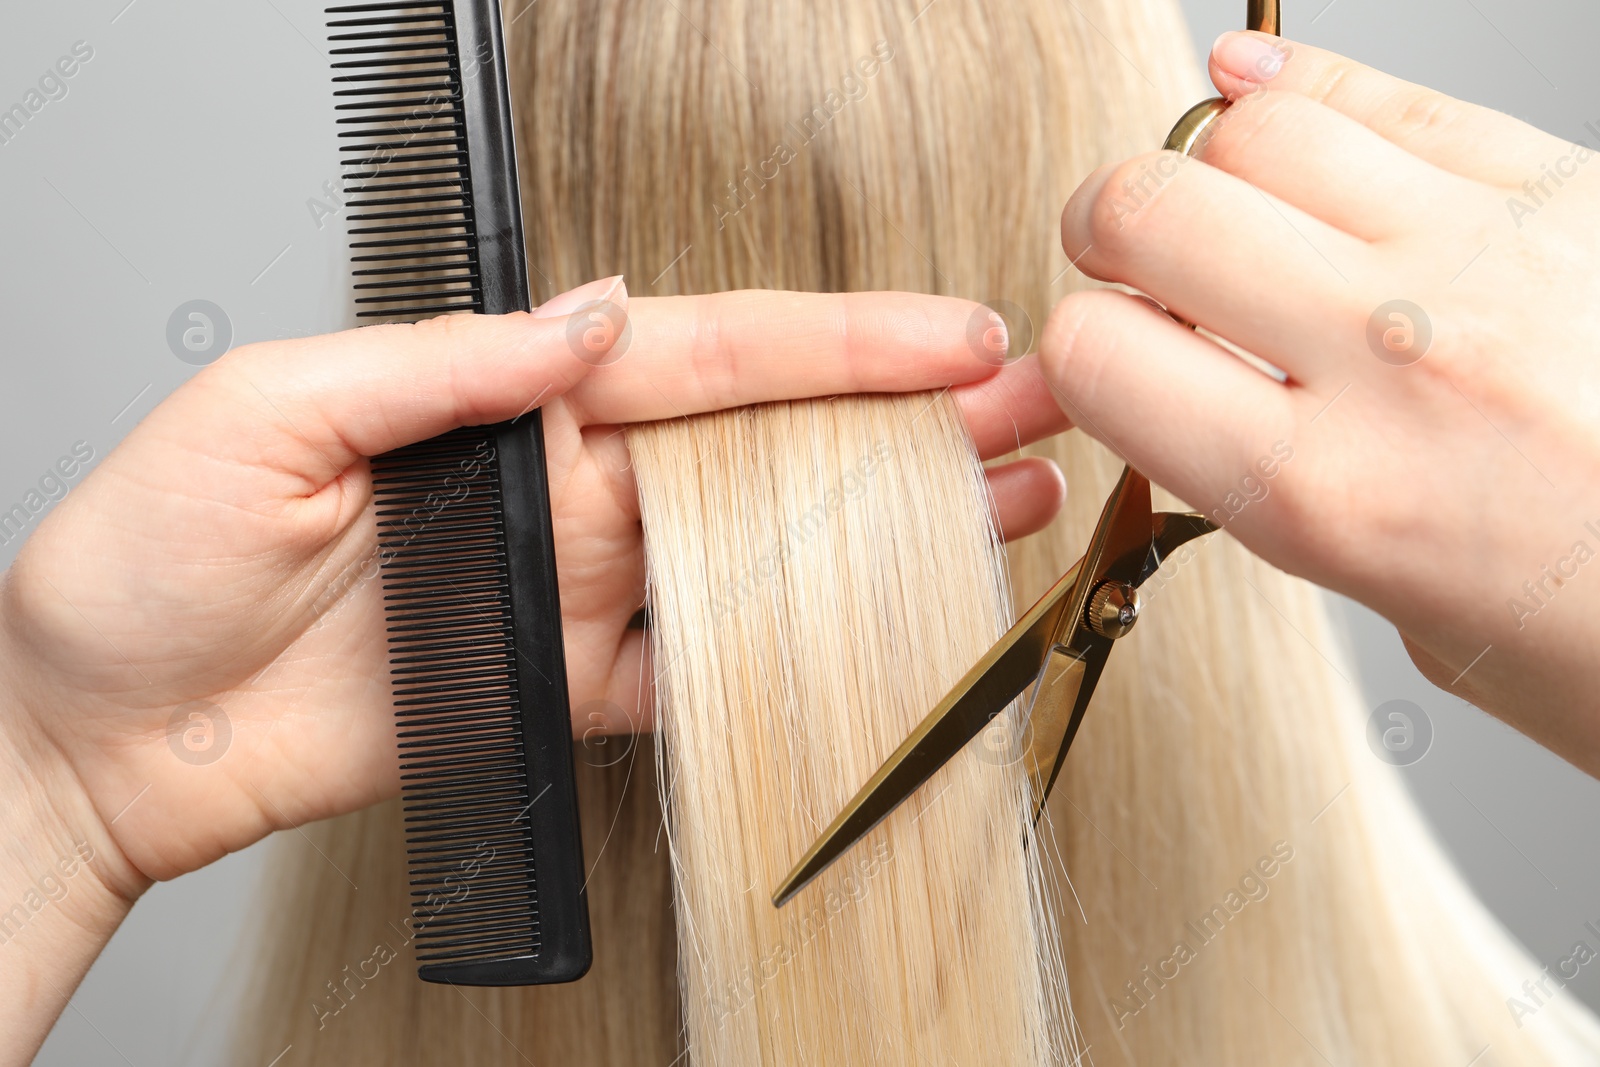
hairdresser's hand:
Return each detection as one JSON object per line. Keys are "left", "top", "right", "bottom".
{"left": 0, "top": 282, "right": 1070, "bottom": 908}
{"left": 0, "top": 281, "right": 1070, "bottom": 1061}
{"left": 1042, "top": 33, "right": 1600, "bottom": 774}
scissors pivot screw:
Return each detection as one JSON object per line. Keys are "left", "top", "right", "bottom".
{"left": 1086, "top": 580, "right": 1141, "bottom": 639}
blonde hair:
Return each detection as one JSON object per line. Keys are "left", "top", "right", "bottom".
{"left": 234, "top": 0, "right": 1600, "bottom": 1063}
{"left": 629, "top": 395, "right": 1070, "bottom": 1064}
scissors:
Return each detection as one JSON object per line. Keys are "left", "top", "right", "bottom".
{"left": 772, "top": 0, "right": 1281, "bottom": 910}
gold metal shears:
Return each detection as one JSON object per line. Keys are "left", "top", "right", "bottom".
{"left": 772, "top": 467, "right": 1215, "bottom": 906}
{"left": 772, "top": 0, "right": 1282, "bottom": 909}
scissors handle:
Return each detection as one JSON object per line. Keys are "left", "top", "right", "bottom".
{"left": 1166, "top": 1, "right": 1283, "bottom": 155}
{"left": 1250, "top": 0, "right": 1281, "bottom": 35}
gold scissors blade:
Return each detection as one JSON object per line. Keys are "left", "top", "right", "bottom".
{"left": 1020, "top": 643, "right": 1101, "bottom": 822}
{"left": 1014, "top": 482, "right": 1220, "bottom": 815}
{"left": 772, "top": 467, "right": 1157, "bottom": 908}
{"left": 1014, "top": 518, "right": 1221, "bottom": 819}
{"left": 770, "top": 560, "right": 1084, "bottom": 908}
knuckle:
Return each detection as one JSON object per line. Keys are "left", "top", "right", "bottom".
{"left": 689, "top": 293, "right": 737, "bottom": 411}
{"left": 1384, "top": 88, "right": 1460, "bottom": 144}
{"left": 403, "top": 314, "right": 484, "bottom": 407}
{"left": 189, "top": 335, "right": 303, "bottom": 414}
{"left": 834, "top": 291, "right": 878, "bottom": 391}
{"left": 1304, "top": 55, "right": 1361, "bottom": 110}
{"left": 405, "top": 311, "right": 475, "bottom": 352}
{"left": 200, "top": 334, "right": 273, "bottom": 384}
{"left": 1258, "top": 458, "right": 1317, "bottom": 536}
{"left": 1202, "top": 90, "right": 1296, "bottom": 170}
{"left": 1418, "top": 304, "right": 1496, "bottom": 391}
{"left": 1, "top": 556, "right": 50, "bottom": 632}
{"left": 1231, "top": 446, "right": 1342, "bottom": 571}
{"left": 397, "top": 312, "right": 528, "bottom": 427}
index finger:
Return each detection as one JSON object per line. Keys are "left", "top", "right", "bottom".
{"left": 564, "top": 290, "right": 1003, "bottom": 425}
{"left": 1209, "top": 32, "right": 1567, "bottom": 188}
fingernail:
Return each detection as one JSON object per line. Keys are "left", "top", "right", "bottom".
{"left": 533, "top": 275, "right": 627, "bottom": 318}
{"left": 966, "top": 304, "right": 1011, "bottom": 367}
{"left": 1212, "top": 31, "right": 1288, "bottom": 84}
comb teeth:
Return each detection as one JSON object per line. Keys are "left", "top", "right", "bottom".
{"left": 329, "top": 2, "right": 480, "bottom": 319}
{"left": 329, "top": 2, "right": 591, "bottom": 987}
{"left": 371, "top": 428, "right": 543, "bottom": 965}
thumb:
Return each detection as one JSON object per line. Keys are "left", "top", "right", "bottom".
{"left": 160, "top": 276, "right": 627, "bottom": 490}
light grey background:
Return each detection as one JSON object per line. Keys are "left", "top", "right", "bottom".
{"left": 2, "top": 1, "right": 1596, "bottom": 1063}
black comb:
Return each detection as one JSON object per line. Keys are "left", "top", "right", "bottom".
{"left": 327, "top": 0, "right": 592, "bottom": 985}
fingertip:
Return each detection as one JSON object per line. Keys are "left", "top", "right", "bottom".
{"left": 1043, "top": 454, "right": 1067, "bottom": 494}
{"left": 1036, "top": 289, "right": 1112, "bottom": 405}
{"left": 967, "top": 302, "right": 1012, "bottom": 371}
{"left": 927, "top": 293, "right": 1014, "bottom": 384}
{"left": 954, "top": 354, "right": 1074, "bottom": 459}
{"left": 1061, "top": 163, "right": 1119, "bottom": 264}
{"left": 1207, "top": 57, "right": 1263, "bottom": 102}
{"left": 988, "top": 456, "right": 1068, "bottom": 542}
{"left": 533, "top": 275, "right": 628, "bottom": 319}
{"left": 1211, "top": 30, "right": 1290, "bottom": 86}
{"left": 821, "top": 291, "right": 1002, "bottom": 390}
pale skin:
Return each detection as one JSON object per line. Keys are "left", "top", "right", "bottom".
{"left": 1, "top": 32, "right": 1597, "bottom": 1060}
{"left": 1041, "top": 32, "right": 1600, "bottom": 774}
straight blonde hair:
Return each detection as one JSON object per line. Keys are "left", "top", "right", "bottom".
{"left": 629, "top": 395, "right": 1070, "bottom": 1064}
{"left": 233, "top": 0, "right": 1600, "bottom": 1062}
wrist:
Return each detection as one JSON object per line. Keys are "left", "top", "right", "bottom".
{"left": 0, "top": 597, "right": 146, "bottom": 1063}
{"left": 1399, "top": 577, "right": 1600, "bottom": 779}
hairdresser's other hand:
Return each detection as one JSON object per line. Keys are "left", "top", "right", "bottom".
{"left": 0, "top": 283, "right": 1070, "bottom": 910}
{"left": 1044, "top": 34, "right": 1600, "bottom": 774}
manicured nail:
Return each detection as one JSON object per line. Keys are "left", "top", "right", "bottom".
{"left": 532, "top": 275, "right": 627, "bottom": 318}
{"left": 1212, "top": 31, "right": 1289, "bottom": 84}
{"left": 966, "top": 305, "right": 1010, "bottom": 367}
